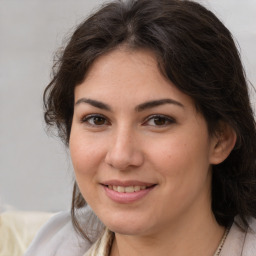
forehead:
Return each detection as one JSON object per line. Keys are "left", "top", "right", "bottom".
{"left": 75, "top": 48, "right": 195, "bottom": 110}
{"left": 84, "top": 48, "right": 159, "bottom": 84}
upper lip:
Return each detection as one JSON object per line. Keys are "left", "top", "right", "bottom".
{"left": 101, "top": 180, "right": 156, "bottom": 187}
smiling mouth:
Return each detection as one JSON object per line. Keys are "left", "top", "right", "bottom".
{"left": 102, "top": 183, "right": 156, "bottom": 203}
{"left": 105, "top": 185, "right": 155, "bottom": 193}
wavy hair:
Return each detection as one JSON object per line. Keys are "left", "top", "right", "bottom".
{"left": 44, "top": 0, "right": 256, "bottom": 240}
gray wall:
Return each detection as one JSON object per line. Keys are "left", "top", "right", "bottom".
{"left": 1, "top": 0, "right": 255, "bottom": 212}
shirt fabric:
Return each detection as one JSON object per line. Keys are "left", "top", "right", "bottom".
{"left": 24, "top": 206, "right": 256, "bottom": 256}
{"left": 0, "top": 211, "right": 52, "bottom": 256}
{"left": 83, "top": 229, "right": 114, "bottom": 256}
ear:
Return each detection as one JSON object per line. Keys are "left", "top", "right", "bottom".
{"left": 209, "top": 122, "right": 237, "bottom": 165}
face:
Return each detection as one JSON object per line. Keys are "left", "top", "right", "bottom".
{"left": 69, "top": 49, "right": 219, "bottom": 237}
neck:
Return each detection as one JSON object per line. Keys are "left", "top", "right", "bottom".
{"left": 110, "top": 212, "right": 225, "bottom": 256}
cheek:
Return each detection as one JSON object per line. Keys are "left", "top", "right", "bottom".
{"left": 69, "top": 130, "right": 103, "bottom": 178}
{"left": 147, "top": 130, "right": 211, "bottom": 182}
{"left": 147, "top": 137, "right": 192, "bottom": 166}
{"left": 154, "top": 137, "right": 212, "bottom": 204}
{"left": 69, "top": 133, "right": 102, "bottom": 203}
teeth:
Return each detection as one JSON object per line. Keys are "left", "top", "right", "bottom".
{"left": 125, "top": 186, "right": 134, "bottom": 193}
{"left": 117, "top": 186, "right": 125, "bottom": 193}
{"left": 134, "top": 186, "right": 140, "bottom": 192}
{"left": 108, "top": 185, "right": 148, "bottom": 193}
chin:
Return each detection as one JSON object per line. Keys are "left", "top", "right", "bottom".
{"left": 101, "top": 214, "right": 150, "bottom": 236}
{"left": 108, "top": 223, "right": 146, "bottom": 236}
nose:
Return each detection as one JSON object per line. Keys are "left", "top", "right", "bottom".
{"left": 105, "top": 127, "right": 144, "bottom": 170}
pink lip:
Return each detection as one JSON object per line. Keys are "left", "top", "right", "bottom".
{"left": 102, "top": 184, "right": 156, "bottom": 204}
{"left": 101, "top": 180, "right": 155, "bottom": 187}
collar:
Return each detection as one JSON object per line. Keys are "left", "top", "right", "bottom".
{"left": 83, "top": 217, "right": 256, "bottom": 256}
{"left": 83, "top": 228, "right": 114, "bottom": 256}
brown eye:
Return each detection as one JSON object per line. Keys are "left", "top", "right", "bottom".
{"left": 153, "top": 116, "right": 168, "bottom": 126}
{"left": 82, "top": 114, "right": 109, "bottom": 126}
{"left": 143, "top": 115, "right": 175, "bottom": 127}
{"left": 92, "top": 116, "right": 106, "bottom": 125}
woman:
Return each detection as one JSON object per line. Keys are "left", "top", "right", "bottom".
{"left": 25, "top": 0, "right": 256, "bottom": 255}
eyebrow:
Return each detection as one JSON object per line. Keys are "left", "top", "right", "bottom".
{"left": 135, "top": 98, "right": 184, "bottom": 112}
{"left": 75, "top": 98, "right": 184, "bottom": 112}
{"left": 75, "top": 98, "right": 112, "bottom": 111}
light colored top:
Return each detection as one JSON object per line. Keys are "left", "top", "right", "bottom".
{"left": 24, "top": 206, "right": 256, "bottom": 256}
{"left": 0, "top": 211, "right": 52, "bottom": 256}
{"left": 83, "top": 229, "right": 113, "bottom": 256}
{"left": 24, "top": 207, "right": 103, "bottom": 256}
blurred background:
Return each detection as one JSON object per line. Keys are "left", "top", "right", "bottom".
{"left": 0, "top": 0, "right": 255, "bottom": 213}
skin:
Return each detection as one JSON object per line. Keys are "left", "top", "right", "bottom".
{"left": 69, "top": 48, "right": 236, "bottom": 256}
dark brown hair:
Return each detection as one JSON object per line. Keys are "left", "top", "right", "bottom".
{"left": 44, "top": 0, "right": 256, "bottom": 239}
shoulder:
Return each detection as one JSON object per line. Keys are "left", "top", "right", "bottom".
{"left": 243, "top": 217, "right": 256, "bottom": 255}
{"left": 0, "top": 211, "right": 52, "bottom": 256}
{"left": 24, "top": 206, "right": 103, "bottom": 256}
{"left": 221, "top": 217, "right": 256, "bottom": 256}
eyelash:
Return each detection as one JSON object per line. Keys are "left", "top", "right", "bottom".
{"left": 143, "top": 114, "right": 176, "bottom": 127}
{"left": 81, "top": 114, "right": 110, "bottom": 127}
{"left": 81, "top": 113, "right": 175, "bottom": 128}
